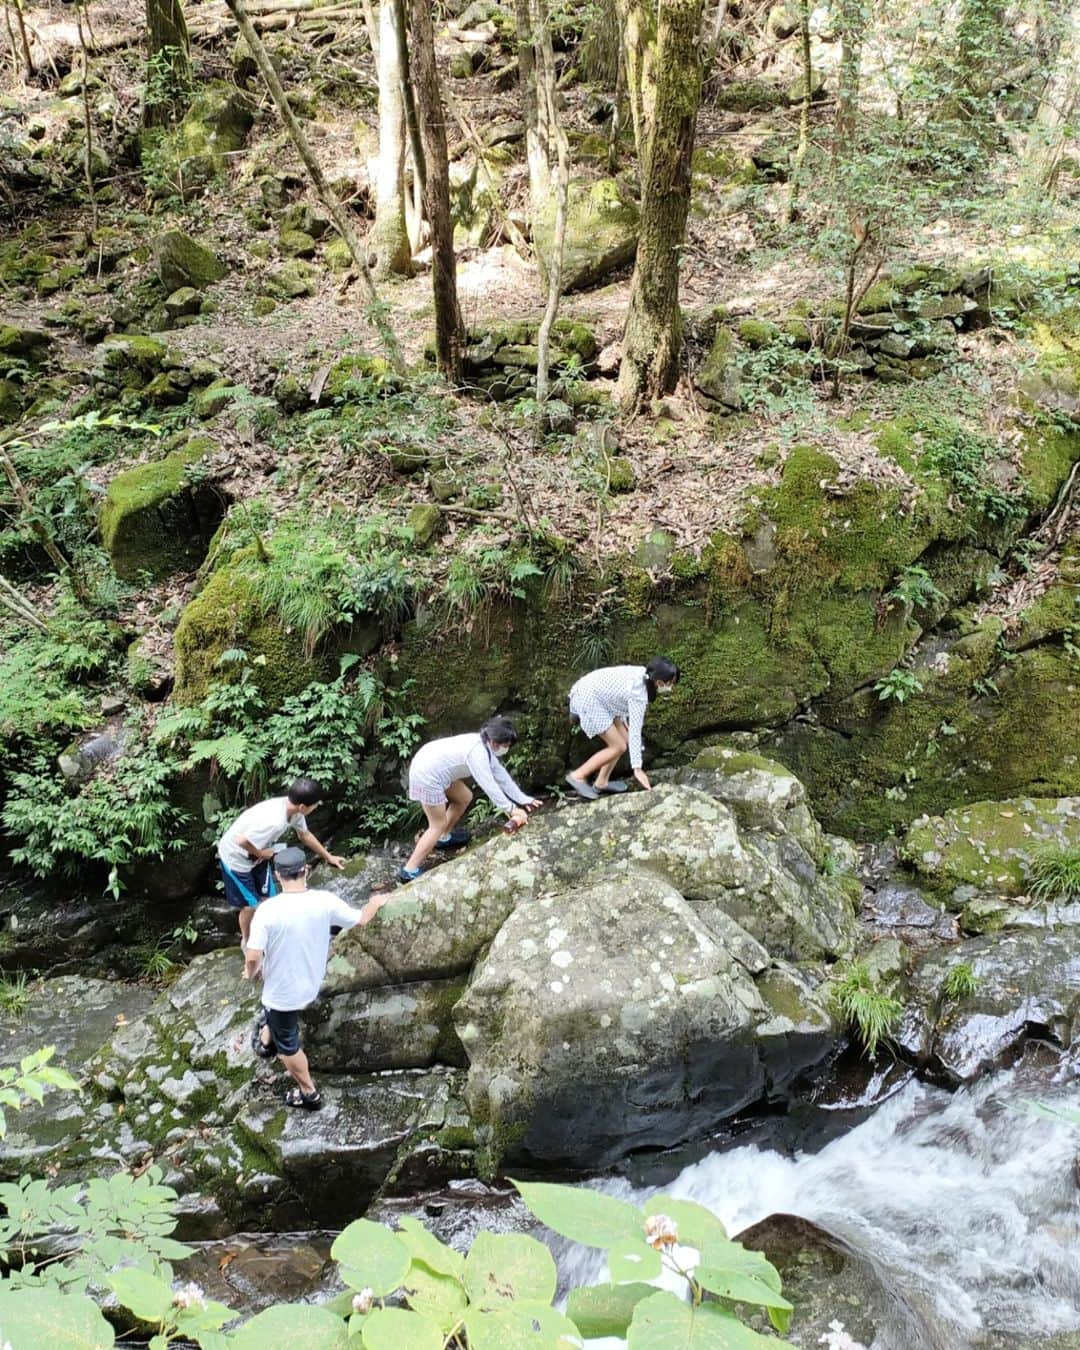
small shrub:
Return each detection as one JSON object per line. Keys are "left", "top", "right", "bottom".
{"left": 886, "top": 564, "right": 946, "bottom": 609}
{"left": 0, "top": 970, "right": 31, "bottom": 1016}
{"left": 1027, "top": 845, "right": 1080, "bottom": 901}
{"left": 874, "top": 667, "right": 924, "bottom": 703}
{"left": 943, "top": 962, "right": 980, "bottom": 1000}
{"left": 830, "top": 962, "right": 903, "bottom": 1056}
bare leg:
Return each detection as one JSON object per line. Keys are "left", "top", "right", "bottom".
{"left": 443, "top": 779, "right": 473, "bottom": 831}
{"left": 571, "top": 723, "right": 627, "bottom": 787}
{"left": 239, "top": 904, "right": 256, "bottom": 946}
{"left": 406, "top": 801, "right": 450, "bottom": 871}
{"left": 594, "top": 719, "right": 629, "bottom": 789}
{"left": 278, "top": 1047, "right": 316, "bottom": 1095}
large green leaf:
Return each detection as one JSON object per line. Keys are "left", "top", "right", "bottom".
{"left": 565, "top": 1282, "right": 658, "bottom": 1338}
{"left": 607, "top": 1239, "right": 662, "bottom": 1284}
{"left": 698, "top": 1239, "right": 783, "bottom": 1294}
{"left": 463, "top": 1231, "right": 557, "bottom": 1307}
{"left": 0, "top": 1287, "right": 115, "bottom": 1349}
{"left": 642, "top": 1195, "right": 729, "bottom": 1253}
{"left": 227, "top": 1303, "right": 349, "bottom": 1348}
{"left": 331, "top": 1220, "right": 411, "bottom": 1297}
{"left": 402, "top": 1262, "right": 468, "bottom": 1332}
{"left": 360, "top": 1307, "right": 443, "bottom": 1350}
{"left": 106, "top": 1268, "right": 173, "bottom": 1323}
{"left": 695, "top": 1266, "right": 793, "bottom": 1315}
{"left": 463, "top": 1301, "right": 584, "bottom": 1349}
{"left": 627, "top": 1291, "right": 778, "bottom": 1348}
{"left": 511, "top": 1180, "right": 643, "bottom": 1249}
{"left": 396, "top": 1216, "right": 465, "bottom": 1279}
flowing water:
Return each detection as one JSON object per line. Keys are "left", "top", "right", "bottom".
{"left": 562, "top": 1060, "right": 1080, "bottom": 1348}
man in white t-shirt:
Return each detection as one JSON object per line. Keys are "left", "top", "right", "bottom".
{"left": 217, "top": 777, "right": 346, "bottom": 949}
{"left": 243, "top": 846, "right": 388, "bottom": 1110}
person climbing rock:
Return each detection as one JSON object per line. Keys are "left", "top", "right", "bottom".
{"left": 243, "top": 846, "right": 387, "bottom": 1110}
{"left": 565, "top": 657, "right": 681, "bottom": 799}
{"left": 398, "top": 716, "right": 541, "bottom": 883}
{"left": 217, "top": 778, "right": 345, "bottom": 949}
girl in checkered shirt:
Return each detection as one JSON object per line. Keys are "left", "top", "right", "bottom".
{"left": 565, "top": 656, "right": 680, "bottom": 799}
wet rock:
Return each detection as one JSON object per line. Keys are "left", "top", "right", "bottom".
{"left": 302, "top": 978, "right": 467, "bottom": 1073}
{"left": 863, "top": 880, "right": 957, "bottom": 944}
{"left": 177, "top": 1232, "right": 335, "bottom": 1317}
{"left": 897, "top": 929, "right": 1080, "bottom": 1082}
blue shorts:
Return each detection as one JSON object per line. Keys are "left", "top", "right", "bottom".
{"left": 220, "top": 858, "right": 278, "bottom": 909}
{"left": 264, "top": 1007, "right": 301, "bottom": 1055}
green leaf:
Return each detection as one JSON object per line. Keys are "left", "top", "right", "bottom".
{"left": 463, "top": 1231, "right": 557, "bottom": 1307}
{"left": 511, "top": 1179, "right": 643, "bottom": 1249}
{"left": 0, "top": 1287, "right": 115, "bottom": 1348}
{"left": 642, "top": 1195, "right": 729, "bottom": 1252}
{"left": 106, "top": 1268, "right": 173, "bottom": 1323}
{"left": 463, "top": 1302, "right": 584, "bottom": 1349}
{"left": 174, "top": 1298, "right": 236, "bottom": 1335}
{"left": 697, "top": 1239, "right": 783, "bottom": 1294}
{"left": 331, "top": 1219, "right": 411, "bottom": 1297}
{"left": 227, "top": 1304, "right": 349, "bottom": 1349}
{"left": 695, "top": 1265, "right": 793, "bottom": 1314}
{"left": 627, "top": 1291, "right": 778, "bottom": 1348}
{"left": 396, "top": 1215, "right": 464, "bottom": 1279}
{"left": 607, "top": 1239, "right": 662, "bottom": 1283}
{"left": 565, "top": 1282, "right": 658, "bottom": 1339}
{"left": 360, "top": 1307, "right": 442, "bottom": 1350}
{"left": 402, "top": 1262, "right": 467, "bottom": 1331}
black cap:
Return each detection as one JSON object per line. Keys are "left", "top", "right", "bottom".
{"left": 274, "top": 846, "right": 308, "bottom": 877}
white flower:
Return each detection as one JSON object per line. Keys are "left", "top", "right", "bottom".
{"left": 644, "top": 1213, "right": 679, "bottom": 1250}
{"left": 172, "top": 1281, "right": 207, "bottom": 1311}
{"left": 352, "top": 1288, "right": 375, "bottom": 1315}
{"left": 819, "top": 1320, "right": 867, "bottom": 1350}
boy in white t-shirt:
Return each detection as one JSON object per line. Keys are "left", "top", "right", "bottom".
{"left": 217, "top": 777, "right": 346, "bottom": 949}
{"left": 243, "top": 847, "right": 388, "bottom": 1110}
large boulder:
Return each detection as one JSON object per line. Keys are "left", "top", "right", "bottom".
{"left": 154, "top": 229, "right": 228, "bottom": 292}
{"left": 141, "top": 81, "right": 255, "bottom": 191}
{"left": 896, "top": 928, "right": 1080, "bottom": 1083}
{"left": 99, "top": 436, "right": 224, "bottom": 582}
{"left": 534, "top": 176, "right": 639, "bottom": 293}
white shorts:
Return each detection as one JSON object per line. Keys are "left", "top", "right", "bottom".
{"left": 569, "top": 692, "right": 617, "bottom": 739}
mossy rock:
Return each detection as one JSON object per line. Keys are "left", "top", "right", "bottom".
{"left": 325, "top": 237, "right": 352, "bottom": 271}
{"left": 696, "top": 326, "right": 743, "bottom": 408}
{"left": 267, "top": 260, "right": 318, "bottom": 298}
{"left": 323, "top": 353, "right": 401, "bottom": 401}
{"left": 534, "top": 177, "right": 639, "bottom": 294}
{"left": 901, "top": 798, "right": 1080, "bottom": 900}
{"left": 141, "top": 81, "right": 254, "bottom": 191}
{"left": 99, "top": 438, "right": 224, "bottom": 583}
{"left": 173, "top": 556, "right": 336, "bottom": 707}
{"left": 279, "top": 228, "right": 317, "bottom": 258}
{"left": 0, "top": 325, "right": 51, "bottom": 358}
{"left": 715, "top": 79, "right": 786, "bottom": 113}
{"left": 154, "top": 230, "right": 228, "bottom": 292}
{"left": 737, "top": 317, "right": 780, "bottom": 349}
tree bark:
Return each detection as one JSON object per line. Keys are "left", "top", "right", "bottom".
{"left": 613, "top": 0, "right": 657, "bottom": 163}
{"left": 782, "top": 0, "right": 812, "bottom": 224}
{"left": 223, "top": 0, "right": 404, "bottom": 371}
{"left": 615, "top": 0, "right": 704, "bottom": 414}
{"left": 514, "top": 0, "right": 550, "bottom": 211}
{"left": 534, "top": 0, "right": 569, "bottom": 414}
{"left": 834, "top": 0, "right": 863, "bottom": 157}
{"left": 408, "top": 0, "right": 464, "bottom": 381}
{"left": 143, "top": 0, "right": 191, "bottom": 125}
{"left": 372, "top": 0, "right": 412, "bottom": 277}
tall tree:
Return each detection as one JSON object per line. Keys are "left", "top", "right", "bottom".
{"left": 615, "top": 0, "right": 705, "bottom": 414}
{"left": 515, "top": 0, "right": 551, "bottom": 211}
{"left": 408, "top": 0, "right": 464, "bottom": 380}
{"left": 613, "top": 0, "right": 657, "bottom": 164}
{"left": 372, "top": 0, "right": 412, "bottom": 277}
{"left": 533, "top": 0, "right": 570, "bottom": 415}
{"left": 143, "top": 0, "right": 191, "bottom": 126}
{"left": 834, "top": 0, "right": 866, "bottom": 160}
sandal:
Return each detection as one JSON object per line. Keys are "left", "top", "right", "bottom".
{"left": 284, "top": 1085, "right": 323, "bottom": 1111}
{"left": 251, "top": 1011, "right": 276, "bottom": 1060}
{"left": 598, "top": 780, "right": 629, "bottom": 794}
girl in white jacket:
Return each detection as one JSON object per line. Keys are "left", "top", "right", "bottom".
{"left": 399, "top": 716, "right": 541, "bottom": 882}
{"left": 565, "top": 656, "right": 680, "bottom": 799}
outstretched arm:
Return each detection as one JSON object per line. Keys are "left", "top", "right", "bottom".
{"left": 295, "top": 827, "right": 346, "bottom": 870}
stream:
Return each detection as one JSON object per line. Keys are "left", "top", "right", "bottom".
{"left": 559, "top": 1057, "right": 1080, "bottom": 1348}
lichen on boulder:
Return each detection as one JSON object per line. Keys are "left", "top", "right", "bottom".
{"left": 534, "top": 176, "right": 639, "bottom": 293}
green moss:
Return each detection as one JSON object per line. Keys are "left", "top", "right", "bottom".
{"left": 324, "top": 352, "right": 400, "bottom": 400}
{"left": 737, "top": 317, "right": 780, "bottom": 349}
{"left": 99, "top": 439, "right": 222, "bottom": 582}
{"left": 173, "top": 554, "right": 335, "bottom": 706}
{"left": 1017, "top": 423, "right": 1080, "bottom": 512}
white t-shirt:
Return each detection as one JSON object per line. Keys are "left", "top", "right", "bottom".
{"left": 248, "top": 888, "right": 363, "bottom": 1011}
{"left": 217, "top": 797, "right": 308, "bottom": 873}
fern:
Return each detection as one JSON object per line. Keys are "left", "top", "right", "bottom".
{"left": 829, "top": 962, "right": 903, "bottom": 1057}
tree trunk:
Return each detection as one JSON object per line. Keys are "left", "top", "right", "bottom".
{"left": 372, "top": 0, "right": 412, "bottom": 277}
{"left": 143, "top": 0, "right": 192, "bottom": 126}
{"left": 613, "top": 0, "right": 657, "bottom": 163}
{"left": 223, "top": 0, "right": 404, "bottom": 371}
{"left": 834, "top": 0, "right": 863, "bottom": 157}
{"left": 782, "top": 0, "right": 812, "bottom": 224}
{"left": 534, "top": 0, "right": 569, "bottom": 415}
{"left": 408, "top": 0, "right": 464, "bottom": 381}
{"left": 615, "top": 0, "right": 704, "bottom": 414}
{"left": 1020, "top": 2, "right": 1080, "bottom": 190}
{"left": 10, "top": 0, "right": 33, "bottom": 80}
{"left": 514, "top": 0, "right": 550, "bottom": 211}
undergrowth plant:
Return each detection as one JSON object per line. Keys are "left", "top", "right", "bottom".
{"left": 830, "top": 962, "right": 903, "bottom": 1057}
{"left": 0, "top": 970, "right": 31, "bottom": 1017}
{"left": 942, "top": 962, "right": 980, "bottom": 1000}
{"left": 1027, "top": 845, "right": 1080, "bottom": 901}
{"left": 874, "top": 667, "right": 923, "bottom": 703}
{"left": 886, "top": 564, "right": 946, "bottom": 610}
{"left": 0, "top": 1045, "right": 78, "bottom": 1141}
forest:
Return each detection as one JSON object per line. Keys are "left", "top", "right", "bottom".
{"left": 0, "top": 0, "right": 1079, "bottom": 1344}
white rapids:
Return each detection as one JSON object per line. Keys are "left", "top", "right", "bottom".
{"left": 560, "top": 1063, "right": 1080, "bottom": 1348}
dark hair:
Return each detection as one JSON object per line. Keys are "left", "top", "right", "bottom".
{"left": 644, "top": 656, "right": 681, "bottom": 703}
{"left": 480, "top": 715, "right": 519, "bottom": 748}
{"left": 274, "top": 846, "right": 308, "bottom": 879}
{"left": 287, "top": 777, "right": 322, "bottom": 807}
